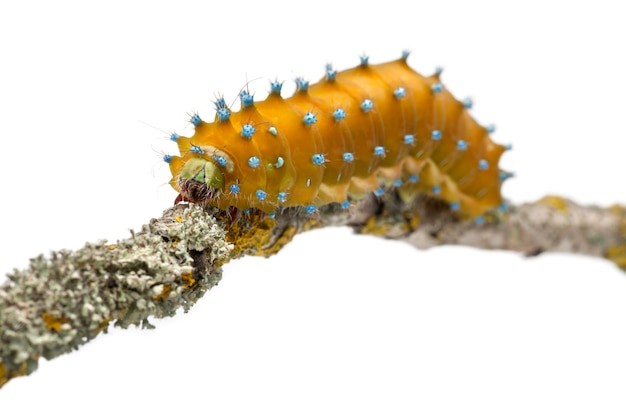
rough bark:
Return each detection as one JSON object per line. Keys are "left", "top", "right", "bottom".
{"left": 1, "top": 191, "right": 625, "bottom": 388}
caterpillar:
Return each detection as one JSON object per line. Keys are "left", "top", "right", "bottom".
{"left": 165, "top": 52, "right": 511, "bottom": 220}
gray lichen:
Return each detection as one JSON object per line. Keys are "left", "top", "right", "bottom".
{"left": 2, "top": 192, "right": 626, "bottom": 388}
{"left": 0, "top": 204, "right": 231, "bottom": 384}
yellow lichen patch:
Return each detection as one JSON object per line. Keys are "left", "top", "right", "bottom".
{"left": 95, "top": 318, "right": 111, "bottom": 335}
{"left": 220, "top": 212, "right": 322, "bottom": 259}
{"left": 609, "top": 204, "right": 626, "bottom": 238}
{"left": 402, "top": 212, "right": 421, "bottom": 232}
{"left": 361, "top": 213, "right": 393, "bottom": 236}
{"left": 300, "top": 218, "right": 322, "bottom": 233}
{"left": 107, "top": 244, "right": 116, "bottom": 250}
{"left": 42, "top": 311, "right": 69, "bottom": 332}
{"left": 257, "top": 226, "right": 298, "bottom": 258}
{"left": 251, "top": 218, "right": 320, "bottom": 258}
{"left": 0, "top": 363, "right": 7, "bottom": 388}
{"left": 181, "top": 272, "right": 196, "bottom": 288}
{"left": 0, "top": 361, "right": 30, "bottom": 389}
{"left": 152, "top": 284, "right": 172, "bottom": 301}
{"left": 175, "top": 215, "right": 183, "bottom": 223}
{"left": 212, "top": 256, "right": 228, "bottom": 268}
{"left": 605, "top": 244, "right": 626, "bottom": 269}
{"left": 538, "top": 195, "right": 568, "bottom": 212}
{"left": 482, "top": 211, "right": 503, "bottom": 224}
{"left": 225, "top": 216, "right": 277, "bottom": 259}
{"left": 605, "top": 206, "right": 626, "bottom": 270}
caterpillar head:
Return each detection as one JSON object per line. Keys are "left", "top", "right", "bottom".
{"left": 178, "top": 157, "right": 225, "bottom": 203}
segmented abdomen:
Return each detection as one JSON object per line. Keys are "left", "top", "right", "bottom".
{"left": 167, "top": 53, "right": 509, "bottom": 219}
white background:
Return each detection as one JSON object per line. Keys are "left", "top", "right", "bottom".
{"left": 1, "top": 1, "right": 626, "bottom": 404}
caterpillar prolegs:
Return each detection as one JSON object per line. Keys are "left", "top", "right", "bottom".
{"left": 166, "top": 52, "right": 510, "bottom": 220}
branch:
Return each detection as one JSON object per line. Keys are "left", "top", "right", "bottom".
{"left": 1, "top": 192, "right": 625, "bottom": 387}
{"left": 346, "top": 194, "right": 626, "bottom": 262}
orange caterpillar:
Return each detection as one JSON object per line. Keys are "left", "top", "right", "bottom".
{"left": 165, "top": 52, "right": 511, "bottom": 219}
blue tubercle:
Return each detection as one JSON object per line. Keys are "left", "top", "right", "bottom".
{"left": 243, "top": 209, "right": 250, "bottom": 215}
{"left": 270, "top": 80, "right": 282, "bottom": 94}
{"left": 214, "top": 98, "right": 227, "bottom": 109}
{"left": 463, "top": 98, "right": 473, "bottom": 109}
{"left": 333, "top": 108, "right": 346, "bottom": 121}
{"left": 434, "top": 66, "right": 443, "bottom": 76}
{"left": 343, "top": 152, "right": 354, "bottom": 162}
{"left": 409, "top": 174, "right": 419, "bottom": 183}
{"left": 239, "top": 90, "right": 254, "bottom": 108}
{"left": 457, "top": 140, "right": 468, "bottom": 151}
{"left": 474, "top": 216, "right": 485, "bottom": 225}
{"left": 404, "top": 134, "right": 414, "bottom": 145}
{"left": 393, "top": 179, "right": 403, "bottom": 187}
{"left": 478, "top": 159, "right": 489, "bottom": 170}
{"left": 498, "top": 202, "right": 509, "bottom": 213}
{"left": 248, "top": 156, "right": 261, "bottom": 169}
{"left": 401, "top": 50, "right": 410, "bottom": 60}
{"left": 303, "top": 112, "right": 317, "bottom": 125}
{"left": 306, "top": 204, "right": 317, "bottom": 214}
{"left": 505, "top": 143, "right": 513, "bottom": 151}
{"left": 361, "top": 99, "right": 374, "bottom": 112}
{"left": 268, "top": 212, "right": 276, "bottom": 219}
{"left": 212, "top": 155, "right": 227, "bottom": 167}
{"left": 360, "top": 55, "right": 369, "bottom": 66}
{"left": 312, "top": 154, "right": 325, "bottom": 165}
{"left": 374, "top": 146, "right": 385, "bottom": 156}
{"left": 431, "top": 185, "right": 441, "bottom": 194}
{"left": 241, "top": 124, "right": 255, "bottom": 139}
{"left": 256, "top": 189, "right": 267, "bottom": 201}
{"left": 274, "top": 156, "right": 284, "bottom": 168}
{"left": 190, "top": 145, "right": 203, "bottom": 154}
{"left": 325, "top": 64, "right": 336, "bottom": 81}
{"left": 450, "top": 201, "right": 461, "bottom": 211}
{"left": 374, "top": 187, "right": 384, "bottom": 197}
{"left": 394, "top": 87, "right": 406, "bottom": 99}
{"left": 229, "top": 184, "right": 240, "bottom": 194}
{"left": 170, "top": 132, "right": 179, "bottom": 142}
{"left": 499, "top": 171, "right": 514, "bottom": 181}
{"left": 278, "top": 191, "right": 287, "bottom": 203}
{"left": 341, "top": 200, "right": 350, "bottom": 209}
{"left": 190, "top": 114, "right": 202, "bottom": 127}
{"left": 295, "top": 77, "right": 309, "bottom": 92}
{"left": 432, "top": 130, "right": 442, "bottom": 141}
{"left": 216, "top": 108, "right": 230, "bottom": 122}
{"left": 163, "top": 154, "right": 172, "bottom": 163}
{"left": 431, "top": 83, "right": 443, "bottom": 94}
{"left": 268, "top": 126, "right": 278, "bottom": 136}
{"left": 486, "top": 124, "right": 496, "bottom": 134}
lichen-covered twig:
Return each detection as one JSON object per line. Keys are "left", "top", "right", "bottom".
{"left": 0, "top": 204, "right": 230, "bottom": 387}
{"left": 343, "top": 194, "right": 626, "bottom": 263}
{"left": 1, "top": 192, "right": 625, "bottom": 388}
